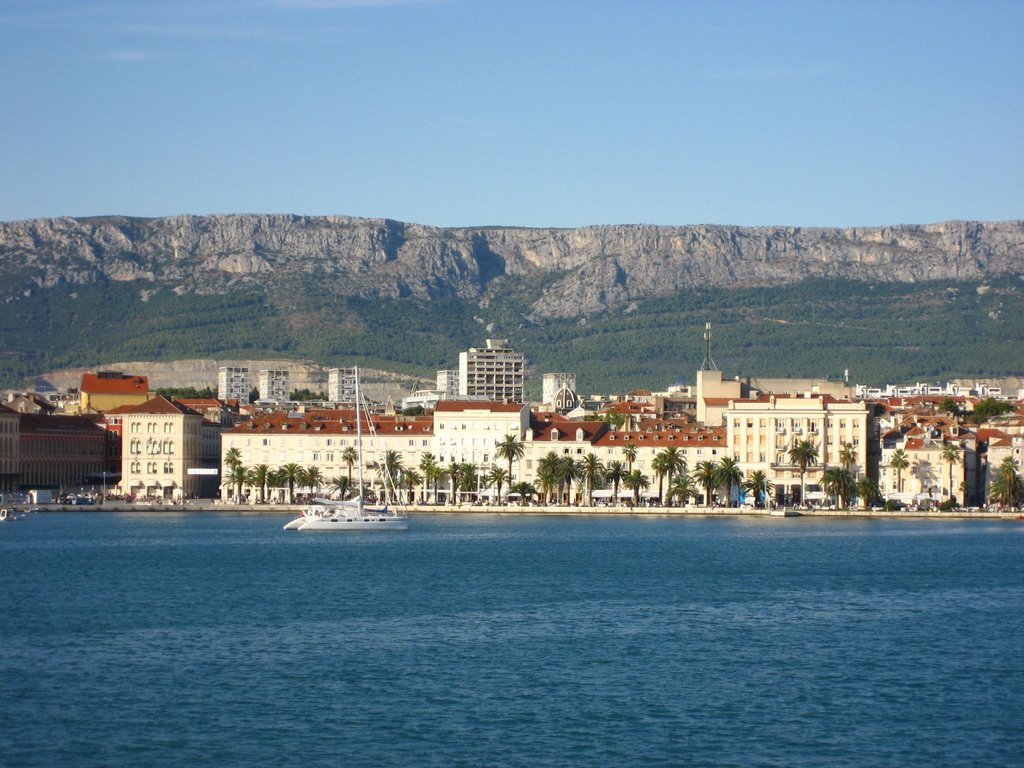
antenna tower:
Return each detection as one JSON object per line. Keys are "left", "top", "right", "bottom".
{"left": 700, "top": 322, "right": 718, "bottom": 371}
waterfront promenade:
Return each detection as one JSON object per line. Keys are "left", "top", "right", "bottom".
{"left": 24, "top": 500, "right": 1021, "bottom": 520}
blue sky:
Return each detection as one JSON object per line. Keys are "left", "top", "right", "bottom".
{"left": 1, "top": 0, "right": 1021, "bottom": 228}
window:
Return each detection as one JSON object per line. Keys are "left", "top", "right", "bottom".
{"left": 164, "top": 462, "right": 173, "bottom": 474}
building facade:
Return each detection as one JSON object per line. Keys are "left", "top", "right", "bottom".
{"left": 724, "top": 393, "right": 870, "bottom": 505}
{"left": 218, "top": 366, "right": 251, "bottom": 404}
{"left": 119, "top": 397, "right": 205, "bottom": 500}
{"left": 18, "top": 414, "right": 106, "bottom": 490}
{"left": 258, "top": 369, "right": 290, "bottom": 402}
{"left": 458, "top": 339, "right": 525, "bottom": 402}
{"left": 328, "top": 368, "right": 357, "bottom": 404}
{"left": 78, "top": 371, "right": 150, "bottom": 414}
{"left": 0, "top": 404, "right": 19, "bottom": 492}
{"left": 542, "top": 373, "right": 577, "bottom": 405}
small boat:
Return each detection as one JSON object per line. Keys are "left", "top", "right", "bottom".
{"left": 284, "top": 366, "right": 408, "bottom": 533}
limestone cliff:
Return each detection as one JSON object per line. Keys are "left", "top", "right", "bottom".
{"left": 1, "top": 214, "right": 1021, "bottom": 318}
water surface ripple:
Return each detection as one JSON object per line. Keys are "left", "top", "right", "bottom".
{"left": 2, "top": 513, "right": 1021, "bottom": 767}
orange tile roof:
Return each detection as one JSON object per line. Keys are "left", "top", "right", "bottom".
{"left": 80, "top": 372, "right": 149, "bottom": 395}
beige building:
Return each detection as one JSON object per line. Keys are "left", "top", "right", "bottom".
{"left": 433, "top": 400, "right": 529, "bottom": 469}
{"left": 222, "top": 409, "right": 436, "bottom": 501}
{"left": 119, "top": 396, "right": 205, "bottom": 500}
{"left": 458, "top": 339, "right": 525, "bottom": 402}
{"left": 0, "top": 404, "right": 19, "bottom": 492}
{"left": 724, "top": 393, "right": 870, "bottom": 505}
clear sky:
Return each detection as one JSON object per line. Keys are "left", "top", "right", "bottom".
{"left": 1, "top": 0, "right": 1021, "bottom": 228}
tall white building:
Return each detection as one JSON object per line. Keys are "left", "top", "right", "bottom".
{"left": 458, "top": 339, "right": 525, "bottom": 403}
{"left": 437, "top": 370, "right": 459, "bottom": 398}
{"left": 542, "top": 373, "right": 577, "bottom": 405}
{"left": 328, "top": 367, "right": 357, "bottom": 404}
{"left": 218, "top": 366, "right": 250, "bottom": 404}
{"left": 258, "top": 369, "right": 290, "bottom": 402}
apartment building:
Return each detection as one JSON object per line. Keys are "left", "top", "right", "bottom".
{"left": 327, "top": 367, "right": 357, "bottom": 404}
{"left": 258, "top": 369, "right": 290, "bottom": 402}
{"left": 79, "top": 371, "right": 149, "bottom": 414}
{"left": 723, "top": 393, "right": 870, "bottom": 504}
{"left": 218, "top": 366, "right": 251, "bottom": 404}
{"left": 458, "top": 339, "right": 524, "bottom": 402}
{"left": 0, "top": 404, "right": 18, "bottom": 492}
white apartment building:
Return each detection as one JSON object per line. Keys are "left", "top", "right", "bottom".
{"left": 436, "top": 370, "right": 459, "bottom": 398}
{"left": 432, "top": 401, "right": 529, "bottom": 469}
{"left": 258, "top": 369, "right": 290, "bottom": 402}
{"left": 218, "top": 366, "right": 250, "bottom": 404}
{"left": 458, "top": 339, "right": 524, "bottom": 402}
{"left": 328, "top": 368, "right": 357, "bottom": 404}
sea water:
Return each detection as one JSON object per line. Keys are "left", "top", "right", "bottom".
{"left": 1, "top": 512, "right": 1021, "bottom": 767}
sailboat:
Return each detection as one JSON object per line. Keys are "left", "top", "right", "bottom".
{"left": 285, "top": 367, "right": 409, "bottom": 532}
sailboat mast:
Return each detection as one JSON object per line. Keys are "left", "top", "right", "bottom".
{"left": 355, "top": 366, "right": 365, "bottom": 512}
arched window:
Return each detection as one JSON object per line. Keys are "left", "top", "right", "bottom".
{"left": 163, "top": 462, "right": 173, "bottom": 474}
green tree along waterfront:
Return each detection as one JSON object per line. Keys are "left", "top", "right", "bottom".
{"left": 1, "top": 277, "right": 1022, "bottom": 391}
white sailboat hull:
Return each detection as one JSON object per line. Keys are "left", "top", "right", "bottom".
{"left": 297, "top": 514, "right": 408, "bottom": 532}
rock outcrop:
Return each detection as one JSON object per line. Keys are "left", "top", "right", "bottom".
{"left": 1, "top": 214, "right": 1021, "bottom": 318}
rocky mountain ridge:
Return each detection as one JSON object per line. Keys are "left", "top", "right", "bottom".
{"left": 1, "top": 215, "right": 1022, "bottom": 318}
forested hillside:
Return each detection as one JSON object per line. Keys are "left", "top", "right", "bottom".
{"left": 2, "top": 273, "right": 1021, "bottom": 393}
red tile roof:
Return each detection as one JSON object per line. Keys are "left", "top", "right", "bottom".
{"left": 80, "top": 372, "right": 149, "bottom": 395}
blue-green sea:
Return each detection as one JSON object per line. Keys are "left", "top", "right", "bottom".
{"left": 2, "top": 512, "right": 1022, "bottom": 767}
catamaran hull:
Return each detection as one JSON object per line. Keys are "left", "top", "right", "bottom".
{"left": 297, "top": 517, "right": 408, "bottom": 532}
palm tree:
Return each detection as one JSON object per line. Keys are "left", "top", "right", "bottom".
{"left": 495, "top": 434, "right": 525, "bottom": 481}
{"left": 224, "top": 447, "right": 242, "bottom": 472}
{"left": 424, "top": 464, "right": 444, "bottom": 505}
{"left": 419, "top": 453, "right": 438, "bottom": 503}
{"left": 693, "top": 460, "right": 719, "bottom": 507}
{"left": 446, "top": 462, "right": 462, "bottom": 506}
{"left": 301, "top": 466, "right": 321, "bottom": 495}
{"left": 581, "top": 453, "right": 605, "bottom": 506}
{"left": 327, "top": 475, "right": 353, "bottom": 500}
{"left": 989, "top": 457, "right": 1023, "bottom": 507}
{"left": 341, "top": 446, "right": 358, "bottom": 483}
{"left": 821, "top": 467, "right": 855, "bottom": 509}
{"left": 509, "top": 481, "right": 536, "bottom": 506}
{"left": 605, "top": 460, "right": 626, "bottom": 504}
{"left": 889, "top": 449, "right": 910, "bottom": 495}
{"left": 651, "top": 452, "right": 670, "bottom": 505}
{"left": 536, "top": 469, "right": 559, "bottom": 504}
{"left": 623, "top": 469, "right": 650, "bottom": 506}
{"left": 280, "top": 462, "right": 303, "bottom": 503}
{"left": 623, "top": 443, "right": 638, "bottom": 473}
{"left": 226, "top": 463, "right": 247, "bottom": 502}
{"left": 458, "top": 463, "right": 480, "bottom": 502}
{"left": 714, "top": 457, "right": 744, "bottom": 508}
{"left": 267, "top": 468, "right": 286, "bottom": 502}
{"left": 377, "top": 449, "right": 404, "bottom": 500}
{"left": 558, "top": 456, "right": 582, "bottom": 505}
{"left": 788, "top": 440, "right": 819, "bottom": 505}
{"left": 486, "top": 466, "right": 510, "bottom": 504}
{"left": 668, "top": 474, "right": 698, "bottom": 507}
{"left": 247, "top": 463, "right": 271, "bottom": 503}
{"left": 400, "top": 469, "right": 421, "bottom": 504}
{"left": 657, "top": 446, "right": 687, "bottom": 500}
{"left": 941, "top": 443, "right": 962, "bottom": 502}
{"left": 856, "top": 476, "right": 880, "bottom": 510}
{"left": 742, "top": 470, "right": 774, "bottom": 508}
{"left": 839, "top": 442, "right": 858, "bottom": 474}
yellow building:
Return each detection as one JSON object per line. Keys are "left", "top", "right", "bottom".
{"left": 724, "top": 393, "right": 870, "bottom": 505}
{"left": 79, "top": 371, "right": 150, "bottom": 414}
